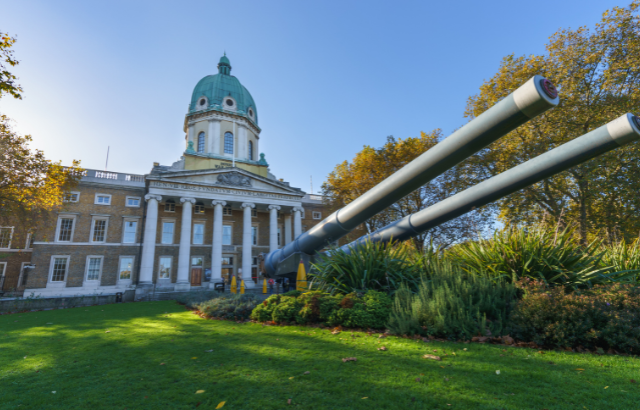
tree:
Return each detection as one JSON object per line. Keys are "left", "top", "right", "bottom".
{"left": 463, "top": 1, "right": 640, "bottom": 244}
{"left": 0, "top": 31, "right": 82, "bottom": 237}
{"left": 321, "top": 131, "right": 492, "bottom": 250}
{"left": 1, "top": 32, "right": 22, "bottom": 99}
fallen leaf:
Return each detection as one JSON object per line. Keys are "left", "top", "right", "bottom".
{"left": 502, "top": 336, "right": 514, "bottom": 345}
{"left": 440, "top": 366, "right": 445, "bottom": 369}
{"left": 289, "top": 377, "right": 295, "bottom": 379}
{"left": 631, "top": 379, "right": 637, "bottom": 383}
{"left": 342, "top": 357, "right": 357, "bottom": 362}
{"left": 444, "top": 377, "right": 449, "bottom": 381}
{"left": 192, "top": 357, "right": 198, "bottom": 359}
{"left": 205, "top": 350, "right": 213, "bottom": 353}
{"left": 422, "top": 354, "right": 441, "bottom": 361}
{"left": 287, "top": 399, "right": 292, "bottom": 404}
{"left": 160, "top": 363, "right": 165, "bottom": 365}
{"left": 216, "top": 402, "right": 226, "bottom": 409}
{"left": 105, "top": 331, "right": 111, "bottom": 333}
{"left": 575, "top": 368, "right": 585, "bottom": 371}
{"left": 604, "top": 386, "right": 609, "bottom": 389}
{"left": 303, "top": 371, "right": 310, "bottom": 375}
{"left": 463, "top": 348, "right": 467, "bottom": 351}
{"left": 196, "top": 390, "right": 205, "bottom": 394}
{"left": 415, "top": 378, "right": 421, "bottom": 382}
{"left": 377, "top": 346, "right": 388, "bottom": 351}
{"left": 52, "top": 391, "right": 56, "bottom": 394}
{"left": 362, "top": 397, "right": 368, "bottom": 399}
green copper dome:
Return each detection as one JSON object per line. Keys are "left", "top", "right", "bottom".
{"left": 188, "top": 54, "right": 258, "bottom": 125}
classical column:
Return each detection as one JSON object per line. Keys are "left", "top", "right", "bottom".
{"left": 187, "top": 124, "right": 195, "bottom": 147}
{"left": 208, "top": 119, "right": 221, "bottom": 155}
{"left": 211, "top": 200, "right": 226, "bottom": 288}
{"left": 241, "top": 202, "right": 255, "bottom": 287}
{"left": 139, "top": 194, "right": 162, "bottom": 285}
{"left": 292, "top": 207, "right": 303, "bottom": 239}
{"left": 284, "top": 214, "right": 292, "bottom": 244}
{"left": 268, "top": 205, "right": 281, "bottom": 252}
{"left": 176, "top": 197, "right": 196, "bottom": 291}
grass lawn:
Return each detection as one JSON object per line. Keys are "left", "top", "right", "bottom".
{"left": 1, "top": 301, "right": 639, "bottom": 409}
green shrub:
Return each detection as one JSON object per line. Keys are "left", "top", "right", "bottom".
{"left": 282, "top": 290, "right": 303, "bottom": 297}
{"left": 509, "top": 280, "right": 640, "bottom": 353}
{"left": 599, "top": 239, "right": 640, "bottom": 281}
{"left": 388, "top": 265, "right": 518, "bottom": 339}
{"left": 196, "top": 294, "right": 259, "bottom": 321}
{"left": 175, "top": 291, "right": 221, "bottom": 308}
{"left": 449, "top": 225, "right": 613, "bottom": 288}
{"left": 250, "top": 290, "right": 392, "bottom": 329}
{"left": 311, "top": 241, "right": 421, "bottom": 294}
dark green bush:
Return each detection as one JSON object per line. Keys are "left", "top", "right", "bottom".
{"left": 175, "top": 291, "right": 221, "bottom": 308}
{"left": 196, "top": 294, "right": 259, "bottom": 321}
{"left": 250, "top": 290, "right": 392, "bottom": 328}
{"left": 311, "top": 241, "right": 421, "bottom": 294}
{"left": 282, "top": 290, "right": 303, "bottom": 297}
{"left": 509, "top": 280, "right": 640, "bottom": 353}
{"left": 388, "top": 264, "right": 518, "bottom": 339}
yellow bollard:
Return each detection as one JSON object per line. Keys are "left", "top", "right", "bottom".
{"left": 262, "top": 278, "right": 267, "bottom": 294}
{"left": 240, "top": 279, "right": 245, "bottom": 294}
{"left": 230, "top": 275, "right": 237, "bottom": 294}
{"left": 296, "top": 260, "right": 308, "bottom": 291}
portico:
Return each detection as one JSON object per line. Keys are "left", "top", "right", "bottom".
{"left": 136, "top": 167, "right": 306, "bottom": 295}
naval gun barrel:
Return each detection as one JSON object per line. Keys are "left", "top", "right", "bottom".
{"left": 264, "top": 75, "right": 560, "bottom": 276}
{"left": 343, "top": 114, "right": 640, "bottom": 249}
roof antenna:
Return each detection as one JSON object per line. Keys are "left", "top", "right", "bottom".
{"left": 105, "top": 146, "right": 110, "bottom": 171}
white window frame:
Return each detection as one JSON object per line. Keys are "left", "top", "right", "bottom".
{"left": 48, "top": 255, "right": 70, "bottom": 285}
{"left": 84, "top": 255, "right": 104, "bottom": 284}
{"left": 191, "top": 256, "right": 204, "bottom": 267}
{"left": 94, "top": 193, "right": 112, "bottom": 205}
{"left": 158, "top": 256, "right": 172, "bottom": 280}
{"left": 165, "top": 201, "right": 176, "bottom": 212}
{"left": 194, "top": 203, "right": 205, "bottom": 214}
{"left": 125, "top": 196, "right": 141, "bottom": 207}
{"left": 251, "top": 225, "right": 258, "bottom": 246}
{"left": 89, "top": 216, "right": 110, "bottom": 244}
{"left": 0, "top": 226, "right": 13, "bottom": 249}
{"left": 313, "top": 211, "right": 322, "bottom": 220}
{"left": 193, "top": 222, "right": 205, "bottom": 245}
{"left": 25, "top": 233, "right": 32, "bottom": 249}
{"left": 222, "top": 224, "right": 232, "bottom": 245}
{"left": 55, "top": 216, "right": 76, "bottom": 243}
{"left": 122, "top": 218, "right": 139, "bottom": 244}
{"left": 161, "top": 220, "right": 175, "bottom": 244}
{"left": 63, "top": 191, "right": 80, "bottom": 203}
{"left": 117, "top": 255, "right": 135, "bottom": 284}
{"left": 301, "top": 208, "right": 305, "bottom": 218}
{"left": 223, "top": 206, "right": 232, "bottom": 216}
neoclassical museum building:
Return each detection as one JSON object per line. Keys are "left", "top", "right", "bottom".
{"left": 0, "top": 54, "right": 325, "bottom": 298}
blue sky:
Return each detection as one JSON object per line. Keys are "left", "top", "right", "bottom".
{"left": 1, "top": 0, "right": 622, "bottom": 194}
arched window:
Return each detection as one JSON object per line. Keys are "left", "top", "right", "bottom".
{"left": 248, "top": 141, "right": 254, "bottom": 160}
{"left": 197, "top": 132, "right": 205, "bottom": 153}
{"left": 224, "top": 132, "right": 234, "bottom": 154}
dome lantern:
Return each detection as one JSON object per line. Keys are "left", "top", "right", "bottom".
{"left": 218, "top": 53, "right": 231, "bottom": 75}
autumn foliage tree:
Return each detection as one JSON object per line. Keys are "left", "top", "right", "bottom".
{"left": 0, "top": 31, "right": 82, "bottom": 237}
{"left": 321, "top": 131, "right": 492, "bottom": 250}
{"left": 463, "top": 1, "right": 640, "bottom": 244}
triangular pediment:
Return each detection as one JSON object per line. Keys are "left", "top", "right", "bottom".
{"left": 149, "top": 168, "right": 304, "bottom": 196}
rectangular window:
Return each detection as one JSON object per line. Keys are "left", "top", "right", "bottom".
{"left": 57, "top": 218, "right": 74, "bottom": 242}
{"left": 223, "top": 206, "right": 232, "bottom": 216}
{"left": 0, "top": 227, "right": 13, "bottom": 248}
{"left": 277, "top": 227, "right": 282, "bottom": 246}
{"left": 86, "top": 257, "right": 102, "bottom": 281}
{"left": 193, "top": 223, "right": 205, "bottom": 245}
{"left": 95, "top": 194, "right": 111, "bottom": 205}
{"left": 222, "top": 225, "right": 232, "bottom": 245}
{"left": 51, "top": 257, "right": 68, "bottom": 282}
{"left": 165, "top": 202, "right": 176, "bottom": 212}
{"left": 191, "top": 257, "right": 203, "bottom": 266}
{"left": 194, "top": 204, "right": 205, "bottom": 214}
{"left": 251, "top": 226, "right": 258, "bottom": 246}
{"left": 161, "top": 222, "right": 175, "bottom": 244}
{"left": 301, "top": 209, "right": 305, "bottom": 218}
{"left": 158, "top": 257, "right": 172, "bottom": 279}
{"left": 0, "top": 262, "right": 6, "bottom": 280}
{"left": 91, "top": 219, "right": 108, "bottom": 243}
{"left": 119, "top": 257, "right": 133, "bottom": 280}
{"left": 19, "top": 262, "right": 29, "bottom": 287}
{"left": 126, "top": 196, "right": 141, "bottom": 207}
{"left": 313, "top": 211, "right": 322, "bottom": 220}
{"left": 63, "top": 192, "right": 79, "bottom": 202}
{"left": 251, "top": 209, "right": 258, "bottom": 218}
{"left": 123, "top": 220, "right": 137, "bottom": 243}
{"left": 221, "top": 257, "right": 233, "bottom": 265}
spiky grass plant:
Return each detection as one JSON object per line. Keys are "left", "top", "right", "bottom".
{"left": 599, "top": 239, "right": 640, "bottom": 282}
{"left": 449, "top": 225, "right": 616, "bottom": 288}
{"left": 310, "top": 240, "right": 421, "bottom": 294}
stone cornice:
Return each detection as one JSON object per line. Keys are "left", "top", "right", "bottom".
{"left": 184, "top": 110, "right": 261, "bottom": 136}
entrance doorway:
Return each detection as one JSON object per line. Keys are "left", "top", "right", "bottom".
{"left": 221, "top": 256, "right": 234, "bottom": 285}
{"left": 191, "top": 257, "right": 203, "bottom": 287}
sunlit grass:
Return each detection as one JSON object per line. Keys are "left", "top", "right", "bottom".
{"left": 1, "top": 301, "right": 639, "bottom": 409}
